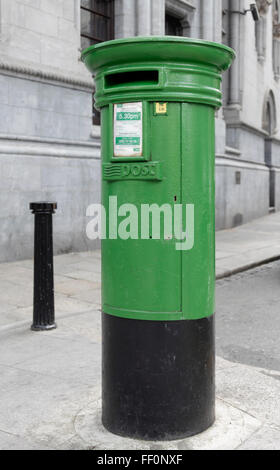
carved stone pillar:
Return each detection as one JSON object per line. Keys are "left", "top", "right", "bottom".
{"left": 114, "top": 0, "right": 136, "bottom": 38}
{"left": 272, "top": 0, "right": 280, "bottom": 80}
{"left": 115, "top": 0, "right": 165, "bottom": 38}
{"left": 256, "top": 0, "right": 273, "bottom": 15}
{"left": 255, "top": 0, "right": 272, "bottom": 63}
{"left": 136, "top": 0, "right": 151, "bottom": 35}
{"left": 151, "top": 0, "right": 165, "bottom": 35}
{"left": 228, "top": 0, "right": 243, "bottom": 107}
{"left": 201, "top": 0, "right": 215, "bottom": 41}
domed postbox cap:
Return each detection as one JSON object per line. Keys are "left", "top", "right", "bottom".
{"left": 81, "top": 36, "right": 235, "bottom": 109}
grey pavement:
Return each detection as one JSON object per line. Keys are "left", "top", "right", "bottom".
{"left": 0, "top": 214, "right": 280, "bottom": 449}
{"left": 216, "top": 211, "right": 280, "bottom": 279}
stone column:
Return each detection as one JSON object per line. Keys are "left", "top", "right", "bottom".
{"left": 228, "top": 0, "right": 243, "bottom": 106}
{"left": 190, "top": 1, "right": 202, "bottom": 38}
{"left": 200, "top": 0, "right": 226, "bottom": 154}
{"left": 213, "top": 0, "right": 226, "bottom": 154}
{"left": 115, "top": 0, "right": 137, "bottom": 38}
{"left": 116, "top": 0, "right": 165, "bottom": 37}
{"left": 136, "top": 0, "right": 152, "bottom": 35}
{"left": 151, "top": 0, "right": 165, "bottom": 35}
{"left": 213, "top": 0, "right": 223, "bottom": 43}
{"left": 201, "top": 0, "right": 215, "bottom": 41}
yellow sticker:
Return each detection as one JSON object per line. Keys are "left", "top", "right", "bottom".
{"left": 155, "top": 103, "right": 167, "bottom": 115}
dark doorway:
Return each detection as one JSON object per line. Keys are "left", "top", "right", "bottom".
{"left": 165, "top": 14, "right": 183, "bottom": 36}
{"left": 263, "top": 92, "right": 277, "bottom": 212}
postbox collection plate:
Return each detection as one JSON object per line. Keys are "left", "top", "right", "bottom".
{"left": 114, "top": 102, "right": 143, "bottom": 157}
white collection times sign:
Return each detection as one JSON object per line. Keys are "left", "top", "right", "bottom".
{"left": 113, "top": 102, "right": 143, "bottom": 157}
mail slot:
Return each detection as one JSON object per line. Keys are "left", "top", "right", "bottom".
{"left": 105, "top": 70, "right": 160, "bottom": 88}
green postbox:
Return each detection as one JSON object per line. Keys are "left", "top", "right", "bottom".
{"left": 82, "top": 37, "right": 234, "bottom": 440}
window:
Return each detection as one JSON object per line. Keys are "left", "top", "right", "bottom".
{"left": 165, "top": 14, "right": 183, "bottom": 36}
{"left": 263, "top": 89, "right": 277, "bottom": 209}
{"left": 81, "top": 0, "right": 114, "bottom": 49}
{"left": 81, "top": 1, "right": 115, "bottom": 125}
{"left": 263, "top": 90, "right": 277, "bottom": 135}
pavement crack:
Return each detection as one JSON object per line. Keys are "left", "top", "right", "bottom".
{"left": 235, "top": 424, "right": 263, "bottom": 450}
{"left": 216, "top": 395, "right": 262, "bottom": 424}
{"left": 0, "top": 428, "right": 21, "bottom": 438}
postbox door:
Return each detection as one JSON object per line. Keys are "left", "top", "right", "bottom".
{"left": 101, "top": 102, "right": 182, "bottom": 320}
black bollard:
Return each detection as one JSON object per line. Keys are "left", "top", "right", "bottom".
{"left": 30, "top": 202, "right": 57, "bottom": 331}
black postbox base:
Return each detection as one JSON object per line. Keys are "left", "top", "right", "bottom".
{"left": 102, "top": 313, "right": 215, "bottom": 441}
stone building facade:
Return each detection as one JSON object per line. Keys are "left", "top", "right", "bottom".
{"left": 0, "top": 0, "right": 279, "bottom": 262}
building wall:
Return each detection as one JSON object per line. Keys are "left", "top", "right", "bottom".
{"left": 0, "top": 0, "right": 99, "bottom": 262}
{"left": 220, "top": 0, "right": 280, "bottom": 229}
{"left": 0, "top": 0, "right": 280, "bottom": 261}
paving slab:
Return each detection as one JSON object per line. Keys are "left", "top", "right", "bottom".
{"left": 216, "top": 212, "right": 280, "bottom": 278}
{"left": 0, "top": 430, "right": 52, "bottom": 451}
{"left": 55, "top": 279, "right": 100, "bottom": 296}
{"left": 49, "top": 310, "right": 101, "bottom": 344}
{"left": 0, "top": 281, "right": 33, "bottom": 309}
{"left": 63, "top": 270, "right": 101, "bottom": 283}
{"left": 73, "top": 397, "right": 261, "bottom": 451}
{"left": 0, "top": 306, "right": 33, "bottom": 327}
{"left": 71, "top": 288, "right": 101, "bottom": 305}
{"left": 55, "top": 294, "right": 97, "bottom": 315}
{"left": 0, "top": 309, "right": 278, "bottom": 450}
{"left": 237, "top": 425, "right": 280, "bottom": 450}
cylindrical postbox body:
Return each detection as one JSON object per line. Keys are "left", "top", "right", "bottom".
{"left": 82, "top": 37, "right": 234, "bottom": 441}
